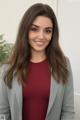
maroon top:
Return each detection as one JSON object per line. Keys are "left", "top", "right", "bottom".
{"left": 22, "top": 59, "right": 51, "bottom": 120}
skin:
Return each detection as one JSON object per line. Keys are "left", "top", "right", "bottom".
{"left": 28, "top": 16, "right": 53, "bottom": 63}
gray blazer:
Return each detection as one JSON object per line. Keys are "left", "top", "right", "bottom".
{"left": 0, "top": 59, "right": 75, "bottom": 120}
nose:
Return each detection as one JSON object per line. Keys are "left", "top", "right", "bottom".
{"left": 38, "top": 30, "right": 45, "bottom": 39}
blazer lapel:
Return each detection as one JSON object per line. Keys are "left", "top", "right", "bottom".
{"left": 13, "top": 76, "right": 22, "bottom": 114}
{"left": 46, "top": 75, "right": 59, "bottom": 117}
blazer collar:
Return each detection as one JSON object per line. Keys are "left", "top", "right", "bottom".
{"left": 13, "top": 75, "right": 59, "bottom": 117}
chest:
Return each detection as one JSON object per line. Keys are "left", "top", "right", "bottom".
{"left": 23, "top": 61, "right": 51, "bottom": 99}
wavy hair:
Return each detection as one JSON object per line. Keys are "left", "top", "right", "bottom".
{"left": 4, "top": 3, "right": 69, "bottom": 88}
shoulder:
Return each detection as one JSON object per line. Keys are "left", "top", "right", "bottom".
{"left": 66, "top": 56, "right": 72, "bottom": 73}
{"left": 0, "top": 64, "right": 11, "bottom": 87}
{"left": 64, "top": 56, "right": 72, "bottom": 71}
{"left": 0, "top": 64, "right": 10, "bottom": 78}
{"left": 65, "top": 56, "right": 70, "bottom": 64}
{"left": 64, "top": 56, "right": 74, "bottom": 87}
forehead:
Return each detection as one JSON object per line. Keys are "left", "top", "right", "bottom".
{"left": 32, "top": 16, "right": 53, "bottom": 27}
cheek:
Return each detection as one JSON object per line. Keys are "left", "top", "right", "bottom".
{"left": 46, "top": 34, "right": 52, "bottom": 42}
{"left": 28, "top": 30, "right": 36, "bottom": 38}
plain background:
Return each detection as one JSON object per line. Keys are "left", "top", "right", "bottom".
{"left": 0, "top": 0, "right": 80, "bottom": 119}
{"left": 57, "top": 0, "right": 80, "bottom": 119}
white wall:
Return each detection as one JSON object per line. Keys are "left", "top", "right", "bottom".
{"left": 0, "top": 0, "right": 57, "bottom": 43}
{"left": 58, "top": 0, "right": 80, "bottom": 94}
{"left": 58, "top": 0, "right": 80, "bottom": 119}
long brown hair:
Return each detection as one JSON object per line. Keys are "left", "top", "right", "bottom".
{"left": 4, "top": 3, "right": 69, "bottom": 89}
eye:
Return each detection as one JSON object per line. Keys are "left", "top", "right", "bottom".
{"left": 45, "top": 29, "right": 52, "bottom": 34}
{"left": 30, "top": 27, "right": 38, "bottom": 32}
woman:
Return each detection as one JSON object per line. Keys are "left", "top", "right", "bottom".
{"left": 0, "top": 3, "right": 75, "bottom": 120}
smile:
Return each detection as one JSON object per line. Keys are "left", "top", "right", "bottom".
{"left": 34, "top": 41, "right": 45, "bottom": 46}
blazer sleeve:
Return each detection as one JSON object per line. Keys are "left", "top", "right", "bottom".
{"left": 0, "top": 65, "right": 11, "bottom": 120}
{"left": 61, "top": 58, "right": 75, "bottom": 120}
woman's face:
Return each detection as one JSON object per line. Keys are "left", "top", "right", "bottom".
{"left": 28, "top": 16, "right": 53, "bottom": 54}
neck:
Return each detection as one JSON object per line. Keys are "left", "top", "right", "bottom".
{"left": 30, "top": 51, "right": 46, "bottom": 63}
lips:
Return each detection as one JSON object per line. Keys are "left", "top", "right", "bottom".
{"left": 34, "top": 41, "right": 45, "bottom": 46}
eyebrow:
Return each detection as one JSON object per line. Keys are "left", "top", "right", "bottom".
{"left": 31, "top": 24, "right": 53, "bottom": 29}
